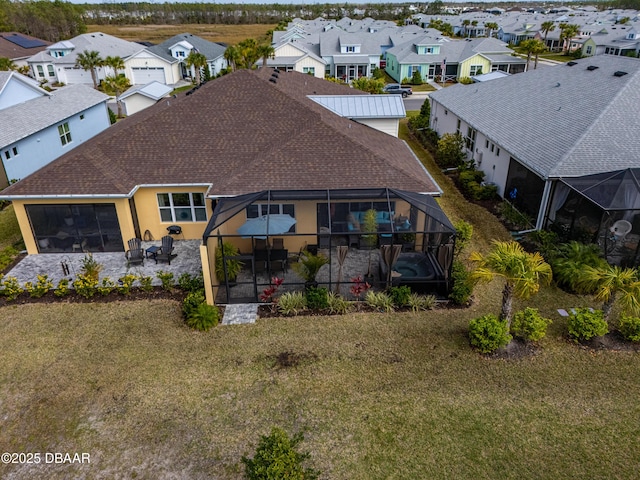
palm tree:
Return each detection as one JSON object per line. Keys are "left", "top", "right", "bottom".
{"left": 185, "top": 51, "right": 208, "bottom": 85}
{"left": 0, "top": 57, "right": 16, "bottom": 71}
{"left": 75, "top": 50, "right": 104, "bottom": 89}
{"left": 237, "top": 38, "right": 259, "bottom": 69}
{"left": 519, "top": 39, "right": 537, "bottom": 71}
{"left": 484, "top": 22, "right": 499, "bottom": 38}
{"left": 540, "top": 21, "right": 556, "bottom": 49}
{"left": 101, "top": 74, "right": 131, "bottom": 119}
{"left": 576, "top": 265, "right": 640, "bottom": 322}
{"left": 224, "top": 45, "right": 240, "bottom": 72}
{"left": 462, "top": 19, "right": 471, "bottom": 38}
{"left": 560, "top": 23, "right": 580, "bottom": 53}
{"left": 103, "top": 55, "right": 125, "bottom": 77}
{"left": 470, "top": 241, "right": 552, "bottom": 328}
{"left": 256, "top": 44, "right": 275, "bottom": 69}
{"left": 530, "top": 39, "right": 548, "bottom": 69}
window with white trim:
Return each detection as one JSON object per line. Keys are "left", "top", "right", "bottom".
{"left": 36, "top": 65, "right": 45, "bottom": 78}
{"left": 157, "top": 192, "right": 207, "bottom": 222}
{"left": 47, "top": 65, "right": 55, "bottom": 77}
{"left": 58, "top": 122, "right": 72, "bottom": 146}
{"left": 470, "top": 64, "right": 483, "bottom": 76}
{"left": 246, "top": 203, "right": 296, "bottom": 232}
{"left": 346, "top": 46, "right": 355, "bottom": 53}
{"left": 302, "top": 66, "right": 315, "bottom": 75}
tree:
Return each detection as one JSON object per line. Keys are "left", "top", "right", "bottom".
{"left": 185, "top": 50, "right": 207, "bottom": 84}
{"left": 237, "top": 38, "right": 259, "bottom": 69}
{"left": 223, "top": 45, "right": 240, "bottom": 72}
{"left": 436, "top": 132, "right": 465, "bottom": 168}
{"left": 256, "top": 44, "right": 275, "bottom": 69}
{"left": 560, "top": 23, "right": 580, "bottom": 53}
{"left": 103, "top": 55, "right": 124, "bottom": 77}
{"left": 462, "top": 19, "right": 471, "bottom": 38}
{"left": 351, "top": 77, "right": 384, "bottom": 93}
{"left": 425, "top": 0, "right": 443, "bottom": 15}
{"left": 484, "top": 22, "right": 498, "bottom": 38}
{"left": 0, "top": 57, "right": 16, "bottom": 71}
{"left": 529, "top": 39, "right": 548, "bottom": 69}
{"left": 575, "top": 264, "right": 640, "bottom": 322}
{"left": 470, "top": 241, "right": 552, "bottom": 328}
{"left": 101, "top": 74, "right": 131, "bottom": 119}
{"left": 540, "top": 20, "right": 556, "bottom": 48}
{"left": 75, "top": 50, "right": 103, "bottom": 89}
{"left": 519, "top": 39, "right": 537, "bottom": 71}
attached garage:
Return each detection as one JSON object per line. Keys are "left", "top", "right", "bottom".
{"left": 132, "top": 67, "right": 166, "bottom": 85}
{"left": 63, "top": 67, "right": 92, "bottom": 85}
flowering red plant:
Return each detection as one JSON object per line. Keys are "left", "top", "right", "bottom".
{"left": 260, "top": 276, "right": 284, "bottom": 303}
{"left": 350, "top": 275, "right": 371, "bottom": 300}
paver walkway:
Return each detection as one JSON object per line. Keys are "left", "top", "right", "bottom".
{"left": 221, "top": 303, "right": 258, "bottom": 325}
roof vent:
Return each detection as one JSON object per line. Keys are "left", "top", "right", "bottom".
{"left": 586, "top": 65, "right": 599, "bottom": 71}
{"left": 269, "top": 77, "right": 277, "bottom": 83}
{"left": 567, "top": 61, "right": 578, "bottom": 66}
{"left": 273, "top": 68, "right": 280, "bottom": 73}
{"left": 271, "top": 72, "right": 279, "bottom": 78}
{"left": 613, "top": 71, "right": 628, "bottom": 77}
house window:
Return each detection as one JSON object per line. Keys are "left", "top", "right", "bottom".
{"left": 246, "top": 203, "right": 296, "bottom": 232}
{"left": 302, "top": 67, "right": 315, "bottom": 75}
{"left": 176, "top": 51, "right": 185, "bottom": 57}
{"left": 36, "top": 65, "right": 45, "bottom": 78}
{"left": 470, "top": 65, "right": 483, "bottom": 76}
{"left": 346, "top": 46, "right": 355, "bottom": 53}
{"left": 410, "top": 65, "right": 420, "bottom": 74}
{"left": 491, "top": 143, "right": 495, "bottom": 153}
{"left": 496, "top": 148, "right": 500, "bottom": 157}
{"left": 5, "top": 146, "right": 18, "bottom": 160}
{"left": 444, "top": 110, "right": 448, "bottom": 115}
{"left": 47, "top": 65, "right": 55, "bottom": 77}
{"left": 157, "top": 192, "right": 207, "bottom": 222}
{"left": 465, "top": 126, "right": 476, "bottom": 152}
{"left": 456, "top": 119, "right": 461, "bottom": 134}
{"left": 586, "top": 45, "right": 593, "bottom": 55}
{"left": 485, "top": 140, "right": 489, "bottom": 148}
{"left": 58, "top": 122, "right": 72, "bottom": 146}
{"left": 80, "top": 114, "right": 85, "bottom": 120}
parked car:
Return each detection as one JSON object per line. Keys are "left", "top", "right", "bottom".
{"left": 383, "top": 83, "right": 413, "bottom": 98}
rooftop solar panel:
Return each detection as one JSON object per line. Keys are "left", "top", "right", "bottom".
{"left": 3, "top": 34, "right": 47, "bottom": 49}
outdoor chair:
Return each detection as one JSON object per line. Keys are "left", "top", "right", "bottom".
{"left": 125, "top": 238, "right": 144, "bottom": 266}
{"left": 154, "top": 235, "right": 175, "bottom": 264}
{"left": 272, "top": 238, "right": 284, "bottom": 250}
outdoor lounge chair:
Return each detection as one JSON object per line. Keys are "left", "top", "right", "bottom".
{"left": 125, "top": 238, "right": 144, "bottom": 266}
{"left": 154, "top": 235, "right": 175, "bottom": 264}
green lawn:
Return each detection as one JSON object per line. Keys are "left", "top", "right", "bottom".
{"left": 0, "top": 204, "right": 23, "bottom": 271}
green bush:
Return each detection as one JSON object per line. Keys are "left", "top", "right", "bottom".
{"left": 183, "top": 290, "right": 206, "bottom": 318}
{"left": 96, "top": 277, "right": 116, "bottom": 296}
{"left": 453, "top": 220, "right": 473, "bottom": 258}
{"left": 407, "top": 293, "right": 436, "bottom": 312}
{"left": 242, "top": 427, "right": 319, "bottom": 480}
{"left": 117, "top": 274, "right": 137, "bottom": 295}
{"left": 619, "top": 315, "right": 640, "bottom": 342}
{"left": 389, "top": 285, "right": 412, "bottom": 307}
{"left": 1, "top": 275, "right": 22, "bottom": 301}
{"left": 326, "top": 291, "right": 352, "bottom": 315}
{"left": 54, "top": 278, "right": 71, "bottom": 297}
{"left": 365, "top": 290, "right": 394, "bottom": 313}
{"left": 305, "top": 286, "right": 329, "bottom": 310}
{"left": 178, "top": 272, "right": 204, "bottom": 292}
{"left": 468, "top": 314, "right": 511, "bottom": 353}
{"left": 185, "top": 302, "right": 219, "bottom": 331}
{"left": 24, "top": 274, "right": 53, "bottom": 298}
{"left": 511, "top": 307, "right": 552, "bottom": 342}
{"left": 551, "top": 242, "right": 607, "bottom": 293}
{"left": 0, "top": 246, "right": 19, "bottom": 271}
{"left": 436, "top": 132, "right": 465, "bottom": 169}
{"left": 449, "top": 260, "right": 472, "bottom": 305}
{"left": 567, "top": 308, "right": 608, "bottom": 341}
{"left": 458, "top": 76, "right": 473, "bottom": 84}
{"left": 73, "top": 274, "right": 98, "bottom": 299}
{"left": 371, "top": 67, "right": 384, "bottom": 79}
{"left": 156, "top": 271, "right": 175, "bottom": 291}
{"left": 411, "top": 69, "right": 423, "bottom": 85}
{"left": 277, "top": 291, "right": 307, "bottom": 316}
{"left": 138, "top": 274, "right": 154, "bottom": 292}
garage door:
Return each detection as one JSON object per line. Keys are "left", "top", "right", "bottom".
{"left": 132, "top": 67, "right": 166, "bottom": 85}
{"left": 63, "top": 67, "right": 92, "bottom": 85}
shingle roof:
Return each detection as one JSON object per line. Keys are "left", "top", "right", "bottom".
{"left": 146, "top": 33, "right": 227, "bottom": 63}
{"left": 0, "top": 32, "right": 50, "bottom": 60}
{"left": 0, "top": 84, "right": 109, "bottom": 147}
{"left": 429, "top": 55, "right": 640, "bottom": 178}
{"left": 2, "top": 69, "right": 440, "bottom": 198}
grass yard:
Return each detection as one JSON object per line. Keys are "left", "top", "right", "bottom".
{"left": 0, "top": 205, "right": 24, "bottom": 271}
{"left": 86, "top": 24, "right": 276, "bottom": 46}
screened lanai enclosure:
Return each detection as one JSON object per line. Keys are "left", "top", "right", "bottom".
{"left": 203, "top": 188, "right": 456, "bottom": 304}
{"left": 545, "top": 169, "right": 640, "bottom": 267}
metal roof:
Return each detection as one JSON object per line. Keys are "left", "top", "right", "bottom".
{"left": 308, "top": 94, "right": 406, "bottom": 119}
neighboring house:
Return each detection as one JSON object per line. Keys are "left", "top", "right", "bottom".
{"left": 385, "top": 36, "right": 525, "bottom": 83}
{"left": 27, "top": 32, "right": 143, "bottom": 86}
{"left": 581, "top": 25, "right": 640, "bottom": 57}
{"left": 143, "top": 33, "right": 228, "bottom": 82}
{"left": 429, "top": 55, "right": 640, "bottom": 264}
{"left": 0, "top": 71, "right": 110, "bottom": 187}
{"left": 0, "top": 69, "right": 450, "bottom": 303}
{"left": 117, "top": 81, "right": 173, "bottom": 116}
{"left": 0, "top": 32, "right": 50, "bottom": 69}
{"left": 258, "top": 41, "right": 326, "bottom": 78}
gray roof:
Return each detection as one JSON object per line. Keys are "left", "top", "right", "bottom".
{"left": 0, "top": 85, "right": 109, "bottom": 146}
{"left": 308, "top": 94, "right": 406, "bottom": 118}
{"left": 429, "top": 56, "right": 640, "bottom": 178}
{"left": 120, "top": 81, "right": 172, "bottom": 101}
{"left": 146, "top": 33, "right": 227, "bottom": 63}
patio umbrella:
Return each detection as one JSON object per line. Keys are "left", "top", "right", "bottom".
{"left": 381, "top": 244, "right": 402, "bottom": 289}
{"left": 335, "top": 246, "right": 348, "bottom": 294}
{"left": 237, "top": 214, "right": 297, "bottom": 239}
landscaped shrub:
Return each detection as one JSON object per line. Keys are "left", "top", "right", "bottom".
{"left": 436, "top": 132, "right": 465, "bottom": 169}
{"left": 178, "top": 272, "right": 204, "bottom": 292}
{"left": 0, "top": 246, "right": 19, "bottom": 271}
{"left": 156, "top": 271, "right": 174, "bottom": 291}
{"left": 185, "top": 302, "right": 219, "bottom": 331}
{"left": 449, "top": 260, "right": 473, "bottom": 305}
{"left": 80, "top": 253, "right": 103, "bottom": 281}
{"left": 453, "top": 220, "right": 473, "bottom": 258}
{"left": 0, "top": 275, "right": 22, "bottom": 301}
{"left": 618, "top": 315, "right": 640, "bottom": 342}
{"left": 497, "top": 201, "right": 534, "bottom": 231}
{"left": 411, "top": 69, "right": 423, "bottom": 85}
{"left": 407, "top": 293, "right": 436, "bottom": 312}
{"left": 242, "top": 427, "right": 319, "bottom": 480}
{"left": 458, "top": 76, "right": 473, "bottom": 84}
{"left": 138, "top": 274, "right": 154, "bottom": 292}
{"left": 365, "top": 290, "right": 394, "bottom": 313}
{"left": 24, "top": 274, "right": 53, "bottom": 298}
{"left": 567, "top": 308, "right": 608, "bottom": 341}
{"left": 97, "top": 277, "right": 116, "bottom": 296}
{"left": 389, "top": 285, "right": 412, "bottom": 307}
{"left": 550, "top": 241, "right": 607, "bottom": 293}
{"left": 305, "top": 286, "right": 329, "bottom": 310}
{"left": 277, "top": 291, "right": 307, "bottom": 316}
{"left": 117, "top": 274, "right": 137, "bottom": 295}
{"left": 73, "top": 274, "right": 98, "bottom": 299}
{"left": 182, "top": 290, "right": 206, "bottom": 318}
{"left": 326, "top": 292, "right": 352, "bottom": 315}
{"left": 54, "top": 278, "right": 71, "bottom": 297}
{"left": 458, "top": 168, "right": 497, "bottom": 201}
{"left": 468, "top": 314, "right": 511, "bottom": 353}
{"left": 511, "top": 307, "right": 552, "bottom": 342}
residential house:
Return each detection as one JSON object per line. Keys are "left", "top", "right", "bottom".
{"left": 27, "top": 32, "right": 144, "bottom": 86}
{"left": 0, "top": 71, "right": 110, "bottom": 187}
{"left": 581, "top": 25, "right": 640, "bottom": 57}
{"left": 258, "top": 41, "right": 326, "bottom": 78}
{"left": 0, "top": 69, "right": 453, "bottom": 303}
{"left": 117, "top": 81, "right": 173, "bottom": 116}
{"left": 429, "top": 56, "right": 640, "bottom": 264}
{"left": 0, "top": 32, "right": 50, "bottom": 69}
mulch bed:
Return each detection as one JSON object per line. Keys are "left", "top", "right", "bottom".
{"left": 576, "top": 330, "right": 640, "bottom": 353}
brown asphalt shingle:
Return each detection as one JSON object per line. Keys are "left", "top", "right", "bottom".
{"left": 3, "top": 69, "right": 439, "bottom": 197}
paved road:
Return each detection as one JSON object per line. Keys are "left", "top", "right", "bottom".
{"left": 404, "top": 93, "right": 428, "bottom": 112}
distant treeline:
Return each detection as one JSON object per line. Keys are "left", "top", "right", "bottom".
{"left": 0, "top": 0, "right": 86, "bottom": 41}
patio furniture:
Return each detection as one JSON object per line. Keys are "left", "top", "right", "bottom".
{"left": 154, "top": 235, "right": 175, "bottom": 264}
{"left": 145, "top": 245, "right": 160, "bottom": 259}
{"left": 125, "top": 238, "right": 144, "bottom": 266}
{"left": 272, "top": 238, "right": 284, "bottom": 250}
{"left": 610, "top": 220, "right": 632, "bottom": 242}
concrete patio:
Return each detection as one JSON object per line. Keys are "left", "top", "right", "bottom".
{"left": 5, "top": 240, "right": 203, "bottom": 286}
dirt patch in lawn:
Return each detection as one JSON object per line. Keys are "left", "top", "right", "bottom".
{"left": 577, "top": 331, "right": 640, "bottom": 352}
